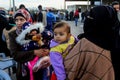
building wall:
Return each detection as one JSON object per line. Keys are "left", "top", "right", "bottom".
{"left": 66, "top": 0, "right": 115, "bottom": 12}
{"left": 67, "top": 4, "right": 91, "bottom": 13}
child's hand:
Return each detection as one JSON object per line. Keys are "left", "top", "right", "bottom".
{"left": 41, "top": 57, "right": 51, "bottom": 69}
{"left": 33, "top": 56, "right": 50, "bottom": 72}
{"left": 41, "top": 61, "right": 51, "bottom": 69}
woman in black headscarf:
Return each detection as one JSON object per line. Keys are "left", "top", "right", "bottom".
{"left": 64, "top": 6, "right": 119, "bottom": 80}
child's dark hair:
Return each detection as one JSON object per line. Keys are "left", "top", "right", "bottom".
{"left": 53, "top": 21, "right": 71, "bottom": 33}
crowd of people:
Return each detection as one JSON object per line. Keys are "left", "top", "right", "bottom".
{"left": 0, "top": 1, "right": 120, "bottom": 80}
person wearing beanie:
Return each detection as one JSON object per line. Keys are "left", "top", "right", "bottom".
{"left": 0, "top": 10, "right": 6, "bottom": 16}
{"left": 111, "top": 1, "right": 120, "bottom": 22}
{"left": 9, "top": 9, "right": 50, "bottom": 80}
{"left": 112, "top": 1, "right": 120, "bottom": 12}
{"left": 14, "top": 9, "right": 33, "bottom": 24}
{"left": 19, "top": 4, "right": 34, "bottom": 23}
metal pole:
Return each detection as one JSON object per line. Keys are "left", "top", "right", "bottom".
{"left": 87, "top": 0, "right": 89, "bottom": 10}
{"left": 13, "top": 0, "right": 15, "bottom": 14}
{"left": 10, "top": 0, "right": 11, "bottom": 10}
{"left": 101, "top": 0, "right": 102, "bottom": 5}
{"left": 64, "top": 0, "right": 66, "bottom": 9}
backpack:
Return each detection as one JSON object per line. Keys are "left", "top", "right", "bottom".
{"left": 38, "top": 11, "right": 43, "bottom": 22}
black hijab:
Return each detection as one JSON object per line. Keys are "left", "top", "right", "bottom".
{"left": 83, "top": 6, "right": 119, "bottom": 50}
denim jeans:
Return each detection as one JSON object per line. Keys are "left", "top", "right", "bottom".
{"left": 74, "top": 18, "right": 78, "bottom": 26}
{"left": 42, "top": 68, "right": 49, "bottom": 80}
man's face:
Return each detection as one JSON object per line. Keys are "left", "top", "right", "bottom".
{"left": 113, "top": 4, "right": 120, "bottom": 12}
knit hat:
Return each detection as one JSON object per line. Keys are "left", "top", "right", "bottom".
{"left": 14, "top": 9, "right": 31, "bottom": 22}
{"left": 0, "top": 10, "right": 6, "bottom": 16}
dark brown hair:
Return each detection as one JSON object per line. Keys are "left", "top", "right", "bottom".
{"left": 53, "top": 21, "right": 71, "bottom": 33}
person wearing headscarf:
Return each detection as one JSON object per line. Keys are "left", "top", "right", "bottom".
{"left": 111, "top": 1, "right": 120, "bottom": 80}
{"left": 64, "top": 6, "right": 117, "bottom": 80}
{"left": 19, "top": 4, "right": 34, "bottom": 23}
{"left": 9, "top": 9, "right": 49, "bottom": 80}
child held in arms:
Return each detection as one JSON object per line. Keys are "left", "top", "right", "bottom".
{"left": 50, "top": 21, "right": 78, "bottom": 80}
{"left": 16, "top": 22, "right": 50, "bottom": 80}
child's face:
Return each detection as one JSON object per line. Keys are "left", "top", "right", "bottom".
{"left": 54, "top": 26, "right": 70, "bottom": 44}
{"left": 15, "top": 16, "right": 26, "bottom": 29}
{"left": 30, "top": 30, "right": 38, "bottom": 35}
{"left": 30, "top": 30, "right": 41, "bottom": 40}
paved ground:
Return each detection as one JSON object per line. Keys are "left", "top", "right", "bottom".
{"left": 2, "top": 21, "right": 84, "bottom": 80}
{"left": 67, "top": 21, "right": 84, "bottom": 37}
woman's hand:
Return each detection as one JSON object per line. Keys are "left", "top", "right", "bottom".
{"left": 34, "top": 48, "right": 49, "bottom": 57}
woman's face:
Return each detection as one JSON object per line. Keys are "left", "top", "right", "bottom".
{"left": 15, "top": 16, "right": 26, "bottom": 29}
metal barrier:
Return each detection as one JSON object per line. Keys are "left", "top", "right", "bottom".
{"left": 0, "top": 53, "right": 16, "bottom": 80}
{"left": 0, "top": 69, "right": 11, "bottom": 80}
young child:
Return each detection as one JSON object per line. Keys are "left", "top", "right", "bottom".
{"left": 16, "top": 22, "right": 50, "bottom": 80}
{"left": 50, "top": 21, "right": 78, "bottom": 80}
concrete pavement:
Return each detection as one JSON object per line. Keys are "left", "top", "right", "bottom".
{"left": 66, "top": 21, "right": 84, "bottom": 37}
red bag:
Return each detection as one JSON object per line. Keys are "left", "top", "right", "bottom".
{"left": 50, "top": 72, "right": 57, "bottom": 80}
